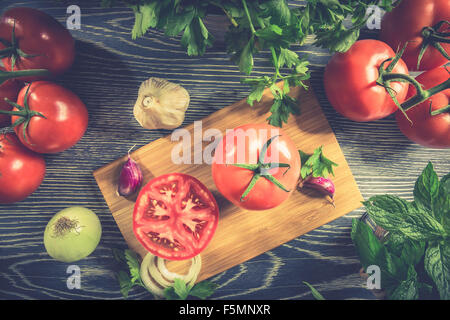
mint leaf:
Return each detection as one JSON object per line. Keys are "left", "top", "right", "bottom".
{"left": 414, "top": 162, "right": 440, "bottom": 211}
{"left": 435, "top": 173, "right": 450, "bottom": 230}
{"left": 351, "top": 219, "right": 384, "bottom": 268}
{"left": 189, "top": 281, "right": 218, "bottom": 299}
{"left": 424, "top": 241, "right": 450, "bottom": 300}
{"left": 389, "top": 265, "right": 419, "bottom": 300}
{"left": 351, "top": 219, "right": 406, "bottom": 291}
{"left": 364, "top": 195, "right": 446, "bottom": 242}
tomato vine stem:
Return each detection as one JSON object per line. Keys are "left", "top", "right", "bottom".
{"left": 0, "top": 68, "right": 50, "bottom": 86}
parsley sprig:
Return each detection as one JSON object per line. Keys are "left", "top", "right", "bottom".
{"left": 103, "top": 0, "right": 395, "bottom": 127}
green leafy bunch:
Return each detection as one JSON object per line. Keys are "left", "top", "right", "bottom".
{"left": 351, "top": 162, "right": 450, "bottom": 300}
{"left": 102, "top": 0, "right": 395, "bottom": 127}
{"left": 112, "top": 248, "right": 217, "bottom": 300}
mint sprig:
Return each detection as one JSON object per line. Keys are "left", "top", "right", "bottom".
{"left": 351, "top": 162, "right": 450, "bottom": 300}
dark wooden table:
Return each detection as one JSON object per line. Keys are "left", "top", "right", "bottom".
{"left": 1, "top": 0, "right": 449, "bottom": 300}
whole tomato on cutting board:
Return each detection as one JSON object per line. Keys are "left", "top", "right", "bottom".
{"left": 0, "top": 7, "right": 75, "bottom": 78}
{"left": 9, "top": 81, "right": 88, "bottom": 154}
{"left": 211, "top": 123, "right": 300, "bottom": 211}
{"left": 380, "top": 0, "right": 450, "bottom": 71}
{"left": 396, "top": 67, "right": 450, "bottom": 148}
{"left": 0, "top": 133, "right": 46, "bottom": 204}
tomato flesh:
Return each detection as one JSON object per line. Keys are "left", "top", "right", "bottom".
{"left": 133, "top": 173, "right": 219, "bottom": 260}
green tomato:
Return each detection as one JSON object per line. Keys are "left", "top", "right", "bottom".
{"left": 44, "top": 206, "right": 102, "bottom": 263}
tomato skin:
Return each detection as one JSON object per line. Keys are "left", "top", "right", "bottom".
{"left": 395, "top": 67, "right": 450, "bottom": 148}
{"left": 0, "top": 7, "right": 75, "bottom": 78}
{"left": 211, "top": 123, "right": 300, "bottom": 211}
{"left": 0, "top": 133, "right": 46, "bottom": 204}
{"left": 380, "top": 0, "right": 450, "bottom": 71}
{"left": 11, "top": 81, "right": 88, "bottom": 154}
{"left": 0, "top": 67, "right": 22, "bottom": 127}
{"left": 133, "top": 173, "right": 219, "bottom": 261}
{"left": 324, "top": 40, "right": 409, "bottom": 122}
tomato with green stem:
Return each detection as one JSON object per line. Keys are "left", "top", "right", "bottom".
{"left": 212, "top": 123, "right": 300, "bottom": 210}
{"left": 0, "top": 133, "right": 46, "bottom": 204}
{"left": 133, "top": 173, "right": 219, "bottom": 261}
{"left": 0, "top": 7, "right": 75, "bottom": 78}
{"left": 380, "top": 0, "right": 450, "bottom": 71}
{"left": 396, "top": 67, "right": 450, "bottom": 148}
{"left": 324, "top": 40, "right": 410, "bottom": 122}
{"left": 0, "top": 81, "right": 88, "bottom": 154}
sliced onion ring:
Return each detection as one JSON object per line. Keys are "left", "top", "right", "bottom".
{"left": 157, "top": 254, "right": 201, "bottom": 287}
{"left": 140, "top": 253, "right": 202, "bottom": 297}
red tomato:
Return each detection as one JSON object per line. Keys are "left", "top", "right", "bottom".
{"left": 211, "top": 123, "right": 300, "bottom": 210}
{"left": 396, "top": 67, "right": 450, "bottom": 148}
{"left": 0, "top": 67, "right": 22, "bottom": 127}
{"left": 324, "top": 39, "right": 409, "bottom": 122}
{"left": 0, "top": 7, "right": 75, "bottom": 78}
{"left": 11, "top": 81, "right": 88, "bottom": 154}
{"left": 0, "top": 133, "right": 46, "bottom": 204}
{"left": 133, "top": 173, "right": 219, "bottom": 260}
{"left": 380, "top": 0, "right": 450, "bottom": 71}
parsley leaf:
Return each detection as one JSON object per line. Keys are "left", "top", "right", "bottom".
{"left": 298, "top": 146, "right": 338, "bottom": 179}
{"left": 163, "top": 278, "right": 218, "bottom": 300}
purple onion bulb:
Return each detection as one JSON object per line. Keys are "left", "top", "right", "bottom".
{"left": 117, "top": 151, "right": 143, "bottom": 197}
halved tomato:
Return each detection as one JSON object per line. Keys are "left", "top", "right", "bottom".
{"left": 133, "top": 173, "right": 219, "bottom": 261}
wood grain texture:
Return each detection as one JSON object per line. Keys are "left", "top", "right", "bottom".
{"left": 0, "top": 0, "right": 449, "bottom": 300}
{"left": 93, "top": 84, "right": 363, "bottom": 282}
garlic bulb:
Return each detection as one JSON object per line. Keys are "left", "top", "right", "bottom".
{"left": 133, "top": 77, "right": 190, "bottom": 130}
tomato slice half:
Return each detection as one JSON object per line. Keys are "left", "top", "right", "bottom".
{"left": 133, "top": 173, "right": 219, "bottom": 260}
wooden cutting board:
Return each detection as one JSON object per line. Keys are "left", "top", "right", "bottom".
{"left": 93, "top": 84, "right": 363, "bottom": 282}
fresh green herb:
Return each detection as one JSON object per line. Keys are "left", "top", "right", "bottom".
{"left": 112, "top": 248, "right": 150, "bottom": 299}
{"left": 303, "top": 281, "right": 326, "bottom": 300}
{"left": 298, "top": 146, "right": 338, "bottom": 179}
{"left": 163, "top": 278, "right": 218, "bottom": 300}
{"left": 102, "top": 0, "right": 396, "bottom": 127}
{"left": 351, "top": 162, "right": 450, "bottom": 300}
{"left": 112, "top": 248, "right": 218, "bottom": 300}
